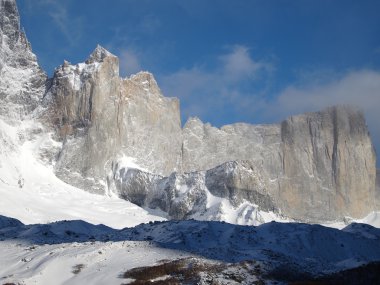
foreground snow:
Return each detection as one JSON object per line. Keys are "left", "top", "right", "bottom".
{"left": 1, "top": 216, "right": 380, "bottom": 284}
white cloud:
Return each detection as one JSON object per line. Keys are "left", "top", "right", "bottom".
{"left": 161, "top": 45, "right": 272, "bottom": 120}
{"left": 119, "top": 50, "right": 142, "bottom": 77}
{"left": 161, "top": 67, "right": 218, "bottom": 118}
{"left": 270, "top": 70, "right": 380, "bottom": 118}
{"left": 264, "top": 69, "right": 380, "bottom": 155}
{"left": 219, "top": 45, "right": 271, "bottom": 82}
{"left": 28, "top": 0, "right": 82, "bottom": 46}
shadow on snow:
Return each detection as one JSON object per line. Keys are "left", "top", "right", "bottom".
{"left": 1, "top": 214, "right": 380, "bottom": 277}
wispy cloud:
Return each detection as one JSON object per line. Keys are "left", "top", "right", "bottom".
{"left": 119, "top": 50, "right": 142, "bottom": 77}
{"left": 219, "top": 45, "right": 272, "bottom": 82}
{"left": 161, "top": 45, "right": 273, "bottom": 121}
{"left": 264, "top": 69, "right": 380, "bottom": 152}
{"left": 269, "top": 70, "right": 380, "bottom": 118}
{"left": 27, "top": 0, "right": 83, "bottom": 46}
{"left": 161, "top": 48, "right": 380, "bottom": 155}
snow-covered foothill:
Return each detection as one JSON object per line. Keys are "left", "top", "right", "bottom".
{"left": 0, "top": 216, "right": 380, "bottom": 284}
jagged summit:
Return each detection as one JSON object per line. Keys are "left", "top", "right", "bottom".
{"left": 129, "top": 71, "right": 156, "bottom": 83}
{"left": 0, "top": 0, "right": 38, "bottom": 70}
{"left": 59, "top": 46, "right": 115, "bottom": 70}
{"left": 0, "top": 0, "right": 46, "bottom": 121}
{"left": 183, "top": 116, "right": 204, "bottom": 128}
{"left": 86, "top": 44, "right": 116, "bottom": 64}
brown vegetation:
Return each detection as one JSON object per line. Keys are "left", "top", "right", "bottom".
{"left": 121, "top": 258, "right": 264, "bottom": 284}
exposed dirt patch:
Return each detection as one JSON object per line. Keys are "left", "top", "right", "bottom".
{"left": 121, "top": 257, "right": 264, "bottom": 284}
{"left": 72, "top": 264, "right": 85, "bottom": 274}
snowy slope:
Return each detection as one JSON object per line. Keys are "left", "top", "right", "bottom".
{"left": 0, "top": 117, "right": 165, "bottom": 229}
{"left": 1, "top": 216, "right": 380, "bottom": 284}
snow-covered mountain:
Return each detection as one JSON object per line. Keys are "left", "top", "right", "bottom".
{"left": 46, "top": 45, "right": 377, "bottom": 223}
{"left": 1, "top": 0, "right": 380, "bottom": 224}
{"left": 0, "top": 0, "right": 379, "bottom": 225}
{"left": 1, "top": 0, "right": 380, "bottom": 284}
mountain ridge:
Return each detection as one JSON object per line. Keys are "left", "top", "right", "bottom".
{"left": 44, "top": 46, "right": 376, "bottom": 222}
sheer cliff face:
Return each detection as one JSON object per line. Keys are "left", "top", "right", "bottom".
{"left": 279, "top": 106, "right": 376, "bottom": 220}
{"left": 182, "top": 118, "right": 283, "bottom": 175}
{"left": 180, "top": 106, "right": 376, "bottom": 221}
{"left": 47, "top": 47, "right": 182, "bottom": 192}
{"left": 0, "top": 0, "right": 46, "bottom": 121}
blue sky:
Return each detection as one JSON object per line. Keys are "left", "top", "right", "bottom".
{"left": 18, "top": 0, "right": 380, "bottom": 164}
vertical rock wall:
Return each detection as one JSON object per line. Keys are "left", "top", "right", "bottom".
{"left": 47, "top": 47, "right": 182, "bottom": 193}
{"left": 180, "top": 106, "right": 376, "bottom": 221}
{"left": 279, "top": 106, "right": 376, "bottom": 220}
{"left": 45, "top": 46, "right": 377, "bottom": 220}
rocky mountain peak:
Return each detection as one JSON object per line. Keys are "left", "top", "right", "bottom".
{"left": 86, "top": 44, "right": 115, "bottom": 64}
{"left": 45, "top": 44, "right": 181, "bottom": 193}
{"left": 51, "top": 45, "right": 119, "bottom": 95}
{"left": 0, "top": 0, "right": 36, "bottom": 67}
{"left": 0, "top": 0, "right": 46, "bottom": 121}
